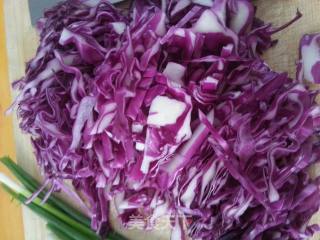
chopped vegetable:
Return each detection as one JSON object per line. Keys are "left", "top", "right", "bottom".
{"left": 298, "top": 33, "right": 320, "bottom": 83}
{"left": 9, "top": 0, "right": 320, "bottom": 239}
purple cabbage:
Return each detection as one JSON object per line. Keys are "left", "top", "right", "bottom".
{"left": 11, "top": 0, "right": 320, "bottom": 239}
{"left": 297, "top": 33, "right": 320, "bottom": 83}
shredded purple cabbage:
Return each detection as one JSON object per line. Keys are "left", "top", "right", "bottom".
{"left": 297, "top": 33, "right": 320, "bottom": 84}
{"left": 11, "top": 0, "right": 320, "bottom": 239}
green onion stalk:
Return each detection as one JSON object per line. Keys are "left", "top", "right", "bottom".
{"left": 0, "top": 156, "right": 127, "bottom": 240}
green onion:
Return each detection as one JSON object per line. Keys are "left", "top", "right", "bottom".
{"left": 0, "top": 156, "right": 90, "bottom": 227}
{"left": 47, "top": 223, "right": 76, "bottom": 240}
{"left": 2, "top": 184, "right": 99, "bottom": 240}
{"left": 0, "top": 156, "right": 127, "bottom": 240}
{"left": 31, "top": 196, "right": 97, "bottom": 238}
{"left": 1, "top": 156, "right": 38, "bottom": 192}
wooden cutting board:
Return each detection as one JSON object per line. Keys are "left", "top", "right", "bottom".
{"left": 3, "top": 0, "right": 320, "bottom": 239}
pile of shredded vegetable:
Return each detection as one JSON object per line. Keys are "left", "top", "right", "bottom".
{"left": 11, "top": 0, "right": 320, "bottom": 239}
